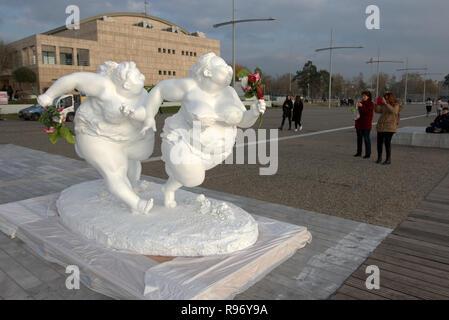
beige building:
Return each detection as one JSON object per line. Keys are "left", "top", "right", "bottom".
{"left": 3, "top": 12, "right": 220, "bottom": 94}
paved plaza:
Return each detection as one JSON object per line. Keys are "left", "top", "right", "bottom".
{"left": 1, "top": 104, "right": 448, "bottom": 229}
{"left": 0, "top": 104, "right": 448, "bottom": 299}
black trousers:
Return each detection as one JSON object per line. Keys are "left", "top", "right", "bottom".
{"left": 356, "top": 129, "right": 371, "bottom": 156}
{"left": 293, "top": 113, "right": 303, "bottom": 129}
{"left": 377, "top": 132, "right": 394, "bottom": 160}
{"left": 280, "top": 115, "right": 292, "bottom": 129}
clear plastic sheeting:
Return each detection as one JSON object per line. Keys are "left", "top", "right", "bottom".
{"left": 0, "top": 193, "right": 311, "bottom": 300}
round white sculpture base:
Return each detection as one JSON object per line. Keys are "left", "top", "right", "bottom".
{"left": 56, "top": 180, "right": 258, "bottom": 256}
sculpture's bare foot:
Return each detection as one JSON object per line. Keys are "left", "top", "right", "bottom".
{"left": 165, "top": 200, "right": 177, "bottom": 209}
{"left": 162, "top": 185, "right": 177, "bottom": 208}
{"left": 133, "top": 198, "right": 154, "bottom": 215}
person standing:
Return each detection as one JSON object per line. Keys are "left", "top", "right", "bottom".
{"left": 279, "top": 95, "right": 293, "bottom": 130}
{"left": 375, "top": 92, "right": 402, "bottom": 165}
{"left": 292, "top": 95, "right": 304, "bottom": 132}
{"left": 425, "top": 98, "right": 433, "bottom": 117}
{"left": 7, "top": 85, "right": 13, "bottom": 101}
{"left": 437, "top": 99, "right": 443, "bottom": 117}
{"left": 354, "top": 91, "right": 374, "bottom": 159}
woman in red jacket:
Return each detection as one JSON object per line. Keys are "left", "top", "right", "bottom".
{"left": 354, "top": 91, "right": 375, "bottom": 158}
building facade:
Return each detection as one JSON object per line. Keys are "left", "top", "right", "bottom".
{"left": 3, "top": 12, "right": 220, "bottom": 95}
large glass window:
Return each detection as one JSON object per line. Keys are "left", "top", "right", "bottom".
{"left": 31, "top": 46, "right": 37, "bottom": 65}
{"left": 77, "top": 49, "right": 90, "bottom": 66}
{"left": 22, "top": 48, "right": 28, "bottom": 66}
{"left": 42, "top": 45, "right": 56, "bottom": 64}
{"left": 59, "top": 47, "right": 73, "bottom": 65}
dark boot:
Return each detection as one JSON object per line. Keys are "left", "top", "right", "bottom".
{"left": 376, "top": 152, "right": 382, "bottom": 163}
{"left": 383, "top": 158, "right": 391, "bottom": 165}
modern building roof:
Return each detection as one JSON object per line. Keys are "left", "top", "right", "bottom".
{"left": 42, "top": 12, "right": 190, "bottom": 36}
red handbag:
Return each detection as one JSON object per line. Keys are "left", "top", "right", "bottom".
{"left": 376, "top": 97, "right": 384, "bottom": 106}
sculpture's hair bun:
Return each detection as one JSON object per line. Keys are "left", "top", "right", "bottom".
{"left": 98, "top": 61, "right": 119, "bottom": 77}
{"left": 190, "top": 53, "right": 218, "bottom": 80}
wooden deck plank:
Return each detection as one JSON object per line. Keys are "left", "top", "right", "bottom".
{"left": 370, "top": 249, "right": 449, "bottom": 273}
{"left": 377, "top": 242, "right": 449, "bottom": 265}
{"left": 343, "top": 276, "right": 419, "bottom": 300}
{"left": 392, "top": 227, "right": 449, "bottom": 248}
{"left": 399, "top": 219, "right": 449, "bottom": 238}
{"left": 330, "top": 293, "right": 357, "bottom": 300}
{"left": 351, "top": 265, "right": 449, "bottom": 300}
{"left": 333, "top": 172, "right": 449, "bottom": 300}
{"left": 364, "top": 258, "right": 449, "bottom": 289}
{"left": 408, "top": 211, "right": 449, "bottom": 226}
{"left": 385, "top": 233, "right": 449, "bottom": 255}
{"left": 336, "top": 284, "right": 387, "bottom": 300}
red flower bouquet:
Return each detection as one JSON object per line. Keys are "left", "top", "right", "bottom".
{"left": 238, "top": 68, "right": 264, "bottom": 128}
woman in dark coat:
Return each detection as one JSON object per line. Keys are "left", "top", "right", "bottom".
{"left": 292, "top": 95, "right": 304, "bottom": 132}
{"left": 278, "top": 95, "right": 293, "bottom": 130}
{"left": 354, "top": 91, "right": 375, "bottom": 159}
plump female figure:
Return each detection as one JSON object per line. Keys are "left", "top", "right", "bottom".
{"left": 124, "top": 53, "right": 265, "bottom": 208}
{"left": 38, "top": 62, "right": 156, "bottom": 215}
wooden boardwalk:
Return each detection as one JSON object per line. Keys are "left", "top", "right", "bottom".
{"left": 0, "top": 144, "right": 391, "bottom": 299}
{"left": 331, "top": 172, "right": 449, "bottom": 300}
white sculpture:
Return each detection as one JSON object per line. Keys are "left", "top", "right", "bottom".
{"left": 37, "top": 61, "right": 156, "bottom": 215}
{"left": 37, "top": 54, "right": 263, "bottom": 256}
{"left": 123, "top": 53, "right": 266, "bottom": 208}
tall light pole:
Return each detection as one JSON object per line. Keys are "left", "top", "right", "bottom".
{"left": 144, "top": 0, "right": 149, "bottom": 15}
{"left": 366, "top": 51, "right": 403, "bottom": 97}
{"left": 315, "top": 28, "right": 363, "bottom": 109}
{"left": 213, "top": 1, "right": 275, "bottom": 88}
{"left": 417, "top": 72, "right": 442, "bottom": 102}
{"left": 397, "top": 62, "right": 427, "bottom": 104}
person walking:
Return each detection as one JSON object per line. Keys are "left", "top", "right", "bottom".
{"left": 354, "top": 91, "right": 375, "bottom": 159}
{"left": 278, "top": 95, "right": 293, "bottom": 130}
{"left": 425, "top": 97, "right": 433, "bottom": 117}
{"left": 375, "top": 92, "right": 402, "bottom": 165}
{"left": 292, "top": 95, "right": 304, "bottom": 132}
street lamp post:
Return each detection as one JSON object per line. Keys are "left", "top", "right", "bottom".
{"left": 365, "top": 51, "right": 403, "bottom": 97}
{"left": 417, "top": 72, "right": 442, "bottom": 102}
{"left": 315, "top": 28, "right": 363, "bottom": 109}
{"left": 213, "top": 0, "right": 275, "bottom": 88}
{"left": 397, "top": 62, "right": 427, "bottom": 104}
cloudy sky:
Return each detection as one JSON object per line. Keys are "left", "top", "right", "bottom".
{"left": 0, "top": 0, "right": 447, "bottom": 80}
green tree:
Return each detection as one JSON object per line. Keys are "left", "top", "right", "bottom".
{"left": 293, "top": 60, "right": 322, "bottom": 98}
{"left": 332, "top": 74, "right": 345, "bottom": 97}
{"left": 319, "top": 69, "right": 330, "bottom": 98}
{"left": 444, "top": 74, "right": 449, "bottom": 87}
{"left": 12, "top": 67, "right": 37, "bottom": 89}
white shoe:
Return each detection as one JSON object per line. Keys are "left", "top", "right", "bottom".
{"left": 294, "top": 129, "right": 298, "bottom": 132}
{"left": 299, "top": 126, "right": 303, "bottom": 131}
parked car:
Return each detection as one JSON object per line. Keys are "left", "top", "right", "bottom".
{"left": 18, "top": 104, "right": 45, "bottom": 121}
{"left": 53, "top": 93, "right": 85, "bottom": 122}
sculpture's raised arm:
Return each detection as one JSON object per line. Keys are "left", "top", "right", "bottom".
{"left": 229, "top": 88, "right": 266, "bottom": 128}
{"left": 38, "top": 72, "right": 110, "bottom": 106}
